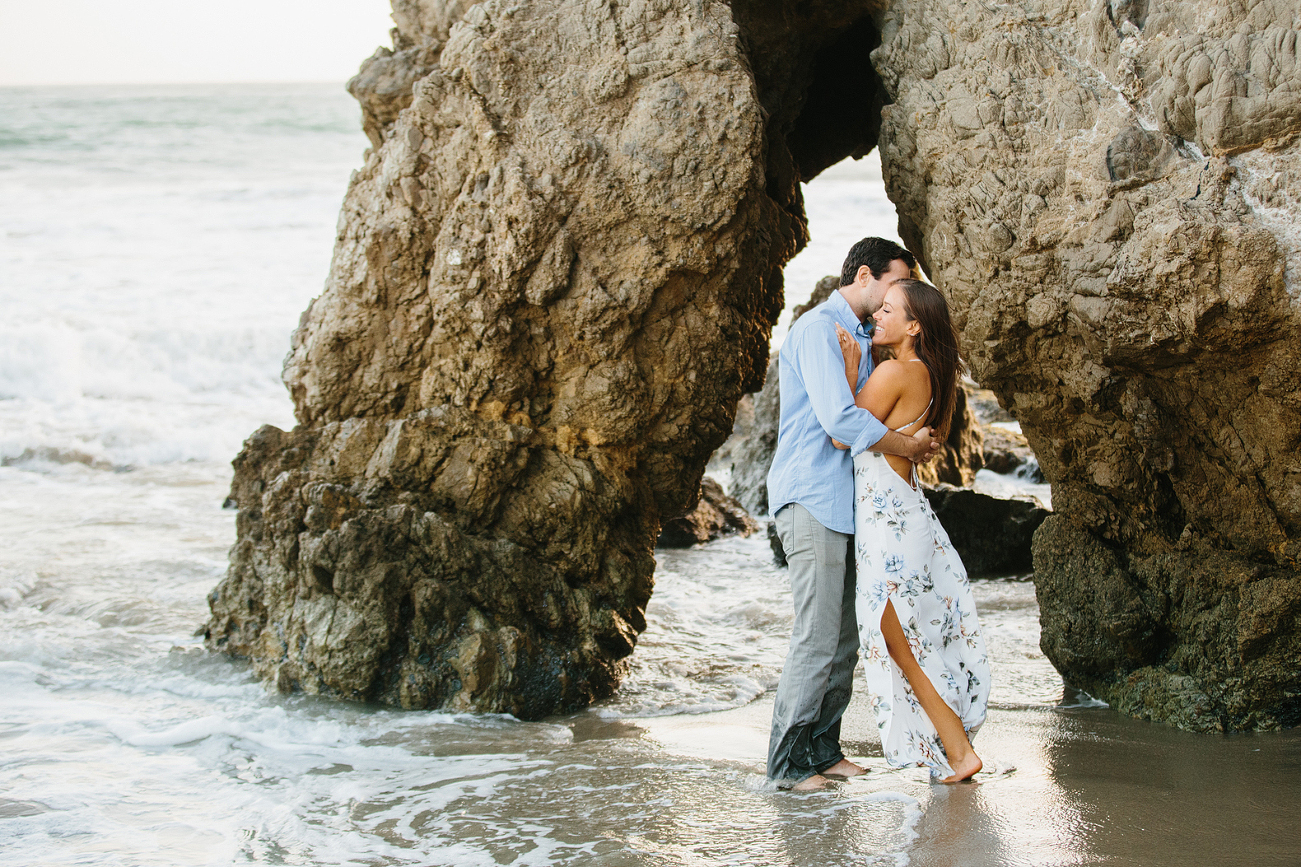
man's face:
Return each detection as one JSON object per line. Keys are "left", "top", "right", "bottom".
{"left": 864, "top": 258, "right": 912, "bottom": 314}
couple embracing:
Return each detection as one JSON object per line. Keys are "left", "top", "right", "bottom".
{"left": 766, "top": 237, "right": 991, "bottom": 791}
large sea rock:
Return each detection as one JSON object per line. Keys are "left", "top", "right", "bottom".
{"left": 206, "top": 0, "right": 802, "bottom": 718}
{"left": 207, "top": 0, "right": 1301, "bottom": 730}
{"left": 873, "top": 0, "right": 1301, "bottom": 731}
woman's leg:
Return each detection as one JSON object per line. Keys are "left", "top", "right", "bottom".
{"left": 880, "top": 599, "right": 982, "bottom": 782}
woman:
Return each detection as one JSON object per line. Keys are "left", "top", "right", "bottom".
{"left": 833, "top": 278, "right": 990, "bottom": 783}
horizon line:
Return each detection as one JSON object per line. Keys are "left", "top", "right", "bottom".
{"left": 0, "top": 79, "right": 357, "bottom": 89}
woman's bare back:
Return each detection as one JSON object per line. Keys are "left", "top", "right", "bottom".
{"left": 871, "top": 358, "right": 932, "bottom": 484}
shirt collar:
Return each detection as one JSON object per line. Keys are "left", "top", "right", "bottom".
{"left": 827, "top": 290, "right": 874, "bottom": 339}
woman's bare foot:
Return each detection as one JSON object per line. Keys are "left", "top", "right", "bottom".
{"left": 790, "top": 774, "right": 830, "bottom": 791}
{"left": 821, "top": 758, "right": 867, "bottom": 779}
{"left": 940, "top": 751, "right": 982, "bottom": 783}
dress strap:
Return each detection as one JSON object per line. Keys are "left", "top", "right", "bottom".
{"left": 893, "top": 399, "right": 932, "bottom": 432}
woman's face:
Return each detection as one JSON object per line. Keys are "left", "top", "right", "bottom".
{"left": 872, "top": 284, "right": 919, "bottom": 348}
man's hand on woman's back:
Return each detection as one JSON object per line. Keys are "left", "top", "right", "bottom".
{"left": 910, "top": 427, "right": 941, "bottom": 464}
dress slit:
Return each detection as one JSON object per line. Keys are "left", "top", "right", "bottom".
{"left": 853, "top": 447, "right": 990, "bottom": 778}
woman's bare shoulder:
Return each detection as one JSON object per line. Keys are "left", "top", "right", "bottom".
{"left": 870, "top": 358, "right": 910, "bottom": 382}
{"left": 869, "top": 357, "right": 929, "bottom": 396}
{"left": 879, "top": 357, "right": 930, "bottom": 378}
{"left": 862, "top": 359, "right": 909, "bottom": 400}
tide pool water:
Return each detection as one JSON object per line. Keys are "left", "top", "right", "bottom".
{"left": 2, "top": 84, "right": 1299, "bottom": 867}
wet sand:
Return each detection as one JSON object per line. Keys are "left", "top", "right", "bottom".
{"left": 3, "top": 471, "right": 1299, "bottom": 865}
{"left": 625, "top": 689, "right": 1301, "bottom": 866}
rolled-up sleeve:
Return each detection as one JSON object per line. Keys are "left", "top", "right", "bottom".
{"left": 791, "top": 322, "right": 888, "bottom": 456}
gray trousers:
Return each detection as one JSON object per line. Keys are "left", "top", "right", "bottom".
{"left": 767, "top": 503, "right": 859, "bottom": 785}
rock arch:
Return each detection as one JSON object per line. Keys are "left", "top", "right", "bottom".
{"left": 206, "top": 0, "right": 1301, "bottom": 730}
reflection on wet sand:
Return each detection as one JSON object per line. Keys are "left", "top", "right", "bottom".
{"left": 633, "top": 691, "right": 1301, "bottom": 867}
{"left": 620, "top": 568, "right": 1301, "bottom": 867}
{"left": 1041, "top": 708, "right": 1301, "bottom": 866}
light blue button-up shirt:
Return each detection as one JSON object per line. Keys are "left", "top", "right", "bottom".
{"left": 766, "top": 291, "right": 887, "bottom": 534}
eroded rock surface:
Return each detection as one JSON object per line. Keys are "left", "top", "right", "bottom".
{"left": 657, "top": 477, "right": 759, "bottom": 547}
{"left": 208, "top": 0, "right": 1301, "bottom": 730}
{"left": 874, "top": 0, "right": 1301, "bottom": 729}
{"left": 206, "top": 0, "right": 880, "bottom": 717}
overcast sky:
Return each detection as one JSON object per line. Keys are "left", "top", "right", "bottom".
{"left": 0, "top": 0, "right": 396, "bottom": 85}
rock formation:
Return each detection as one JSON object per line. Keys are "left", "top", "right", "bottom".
{"left": 726, "top": 354, "right": 780, "bottom": 517}
{"left": 206, "top": 0, "right": 834, "bottom": 718}
{"left": 208, "top": 0, "right": 1301, "bottom": 730}
{"left": 767, "top": 521, "right": 788, "bottom": 567}
{"left": 873, "top": 0, "right": 1301, "bottom": 730}
{"left": 965, "top": 384, "right": 1040, "bottom": 477}
{"left": 980, "top": 426, "right": 1041, "bottom": 479}
{"left": 657, "top": 477, "right": 759, "bottom": 547}
{"left": 923, "top": 486, "right": 1050, "bottom": 577}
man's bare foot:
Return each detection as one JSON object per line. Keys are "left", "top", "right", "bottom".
{"left": 821, "top": 759, "right": 867, "bottom": 779}
{"left": 940, "top": 751, "right": 982, "bottom": 783}
{"left": 790, "top": 774, "right": 830, "bottom": 791}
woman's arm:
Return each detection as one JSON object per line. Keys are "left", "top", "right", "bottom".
{"left": 832, "top": 325, "right": 936, "bottom": 461}
{"left": 834, "top": 322, "right": 906, "bottom": 421}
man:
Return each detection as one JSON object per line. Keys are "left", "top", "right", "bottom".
{"left": 767, "top": 237, "right": 939, "bottom": 790}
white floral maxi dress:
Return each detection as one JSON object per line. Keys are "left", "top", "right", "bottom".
{"left": 853, "top": 443, "right": 991, "bottom": 778}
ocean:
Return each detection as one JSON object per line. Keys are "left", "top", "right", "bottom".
{"left": 1, "top": 83, "right": 1297, "bottom": 867}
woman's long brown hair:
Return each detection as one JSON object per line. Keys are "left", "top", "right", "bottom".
{"left": 897, "top": 279, "right": 964, "bottom": 440}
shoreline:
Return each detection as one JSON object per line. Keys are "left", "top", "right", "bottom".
{"left": 588, "top": 687, "right": 1301, "bottom": 866}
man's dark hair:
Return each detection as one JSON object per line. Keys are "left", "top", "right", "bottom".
{"left": 839, "top": 237, "right": 916, "bottom": 286}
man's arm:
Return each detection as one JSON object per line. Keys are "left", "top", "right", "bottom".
{"left": 853, "top": 358, "right": 941, "bottom": 464}
{"left": 873, "top": 427, "right": 939, "bottom": 463}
